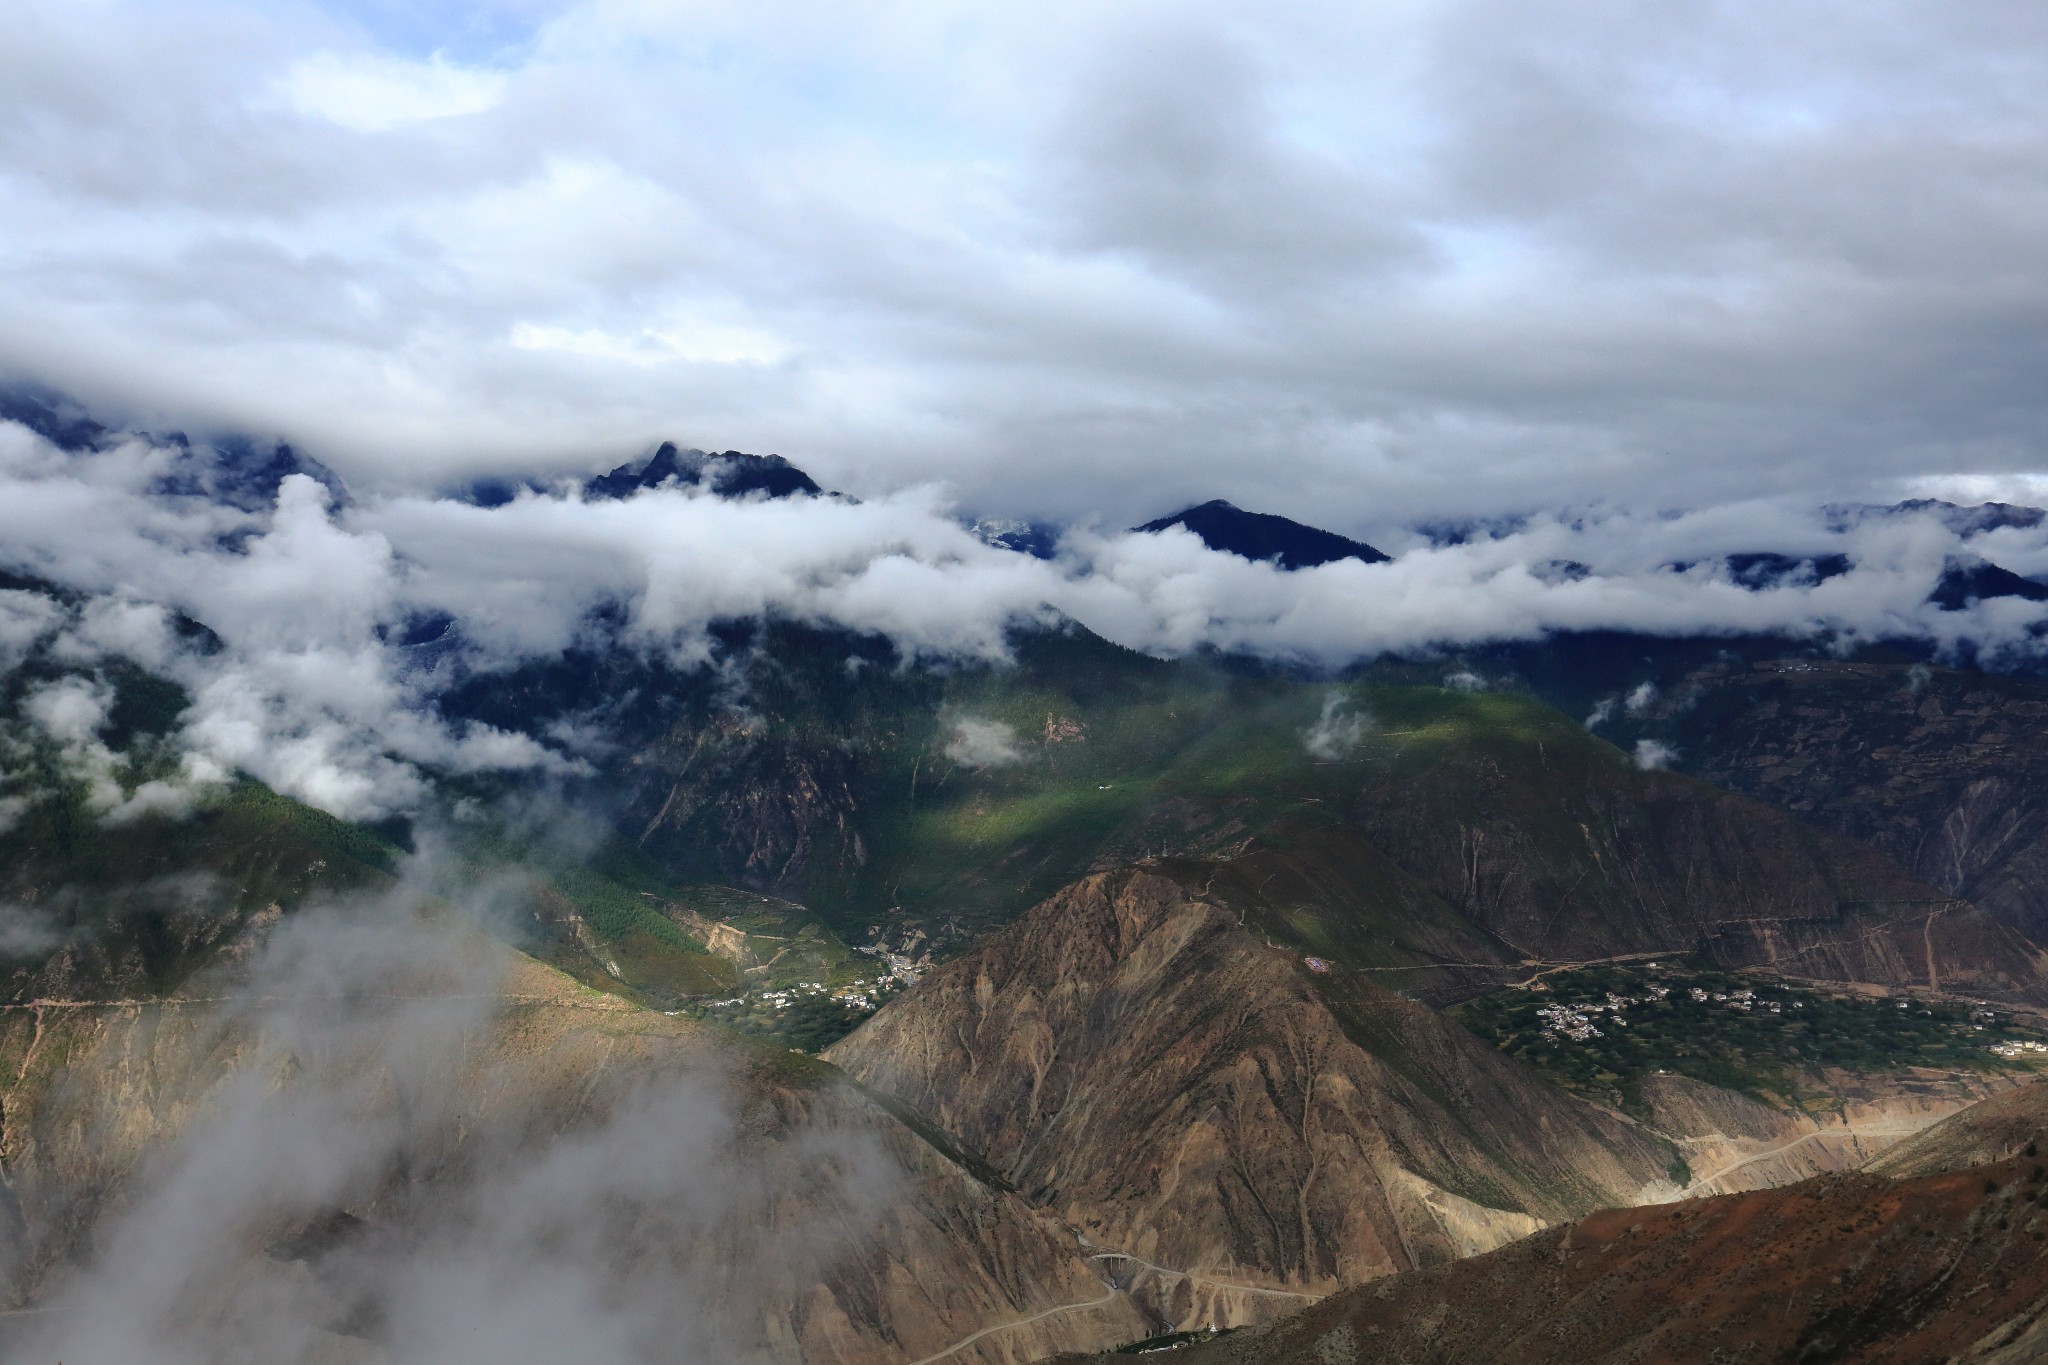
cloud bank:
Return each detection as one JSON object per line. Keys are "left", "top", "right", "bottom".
{"left": 2, "top": 0, "right": 2048, "bottom": 528}
{"left": 1, "top": 416, "right": 2046, "bottom": 823}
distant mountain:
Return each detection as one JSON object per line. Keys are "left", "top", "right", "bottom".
{"left": 585, "top": 441, "right": 821, "bottom": 501}
{"left": 0, "top": 385, "right": 351, "bottom": 511}
{"left": 0, "top": 387, "right": 108, "bottom": 451}
{"left": 1931, "top": 556, "right": 2048, "bottom": 611}
{"left": 1894, "top": 498, "right": 2046, "bottom": 536}
{"left": 1828, "top": 497, "right": 2048, "bottom": 537}
{"left": 1134, "top": 499, "right": 1389, "bottom": 569}
{"left": 153, "top": 434, "right": 353, "bottom": 513}
{"left": 1724, "top": 551, "right": 1852, "bottom": 588}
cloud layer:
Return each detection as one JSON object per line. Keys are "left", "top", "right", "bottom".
{"left": 2, "top": 0, "right": 2047, "bottom": 528}
{"left": 3, "top": 416, "right": 2047, "bottom": 825}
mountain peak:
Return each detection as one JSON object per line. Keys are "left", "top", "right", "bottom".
{"left": 585, "top": 443, "right": 822, "bottom": 502}
{"left": 1134, "top": 499, "right": 1389, "bottom": 569}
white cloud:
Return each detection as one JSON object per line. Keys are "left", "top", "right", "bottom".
{"left": 276, "top": 50, "right": 509, "bottom": 133}
{"left": 509, "top": 319, "right": 793, "bottom": 367}
{"left": 2, "top": 418, "right": 2047, "bottom": 824}
{"left": 2, "top": 0, "right": 2047, "bottom": 522}
{"left": 21, "top": 674, "right": 228, "bottom": 823}
{"left": 20, "top": 863, "right": 904, "bottom": 1363}
{"left": 1634, "top": 739, "right": 1678, "bottom": 771}
{"left": 1304, "top": 691, "right": 1369, "bottom": 760}
{"left": 0, "top": 589, "right": 64, "bottom": 669}
{"left": 943, "top": 716, "right": 1022, "bottom": 768}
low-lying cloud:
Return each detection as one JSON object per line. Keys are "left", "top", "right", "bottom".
{"left": 944, "top": 716, "right": 1024, "bottom": 769}
{"left": 11, "top": 854, "right": 900, "bottom": 1364}
{"left": 1304, "top": 691, "right": 1371, "bottom": 760}
{"left": 1634, "top": 739, "right": 1678, "bottom": 771}
{"left": 2, "top": 417, "right": 2047, "bottom": 823}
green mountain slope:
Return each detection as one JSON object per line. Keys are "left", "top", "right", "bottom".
{"left": 615, "top": 633, "right": 2045, "bottom": 1003}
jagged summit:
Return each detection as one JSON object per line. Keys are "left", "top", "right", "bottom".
{"left": 585, "top": 441, "right": 821, "bottom": 501}
{"left": 1133, "top": 499, "right": 1389, "bottom": 569}
{"left": 1891, "top": 498, "right": 2046, "bottom": 536}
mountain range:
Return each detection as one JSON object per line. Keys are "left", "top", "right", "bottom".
{"left": 7, "top": 403, "right": 2048, "bottom": 1359}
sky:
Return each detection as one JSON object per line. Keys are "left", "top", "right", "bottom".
{"left": 4, "top": 0, "right": 2048, "bottom": 532}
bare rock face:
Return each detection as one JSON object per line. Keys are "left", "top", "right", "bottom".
{"left": 828, "top": 865, "right": 1679, "bottom": 1321}
{"left": 0, "top": 925, "right": 1149, "bottom": 1365}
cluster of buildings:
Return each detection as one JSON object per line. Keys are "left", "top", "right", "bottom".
{"left": 1525, "top": 975, "right": 2048, "bottom": 1062}
{"left": 699, "top": 975, "right": 900, "bottom": 1014}
{"left": 1536, "top": 980, "right": 1809, "bottom": 1045}
{"left": 757, "top": 980, "right": 896, "bottom": 1011}
{"left": 1684, "top": 985, "right": 1785, "bottom": 1014}
{"left": 1537, "top": 1000, "right": 1613, "bottom": 1042}
{"left": 1537, "top": 987, "right": 1674, "bottom": 1042}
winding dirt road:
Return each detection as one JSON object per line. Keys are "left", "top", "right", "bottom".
{"left": 900, "top": 1247, "right": 1326, "bottom": 1364}
{"left": 900, "top": 1281, "right": 1122, "bottom": 1365}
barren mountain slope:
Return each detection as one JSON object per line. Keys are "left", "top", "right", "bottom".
{"left": 1335, "top": 697, "right": 2048, "bottom": 1002}
{"left": 0, "top": 930, "right": 1150, "bottom": 1365}
{"left": 828, "top": 862, "right": 1682, "bottom": 1319}
{"left": 1867, "top": 1077, "right": 2048, "bottom": 1179}
{"left": 1621, "top": 658, "right": 2048, "bottom": 944}
{"left": 1636, "top": 1068, "right": 2012, "bottom": 1195}
{"left": 1052, "top": 1157, "right": 2048, "bottom": 1365}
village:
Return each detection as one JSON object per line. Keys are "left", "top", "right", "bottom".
{"left": 684, "top": 942, "right": 924, "bottom": 1049}
{"left": 1459, "top": 963, "right": 2048, "bottom": 1104}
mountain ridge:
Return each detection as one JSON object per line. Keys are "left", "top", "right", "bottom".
{"left": 1133, "top": 500, "right": 1390, "bottom": 570}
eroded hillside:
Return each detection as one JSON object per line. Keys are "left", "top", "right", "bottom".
{"left": 1052, "top": 1137, "right": 2048, "bottom": 1363}
{"left": 0, "top": 908, "right": 1158, "bottom": 1365}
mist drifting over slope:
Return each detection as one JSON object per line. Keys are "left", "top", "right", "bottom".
{"left": 5, "top": 851, "right": 900, "bottom": 1365}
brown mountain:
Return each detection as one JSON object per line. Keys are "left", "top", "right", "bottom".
{"left": 1051, "top": 1150, "right": 2048, "bottom": 1364}
{"left": 1623, "top": 656, "right": 2048, "bottom": 945}
{"left": 1331, "top": 705, "right": 2048, "bottom": 1003}
{"left": 0, "top": 925, "right": 1154, "bottom": 1364}
{"left": 829, "top": 801, "right": 2035, "bottom": 1347}
{"left": 828, "top": 859, "right": 1684, "bottom": 1316}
